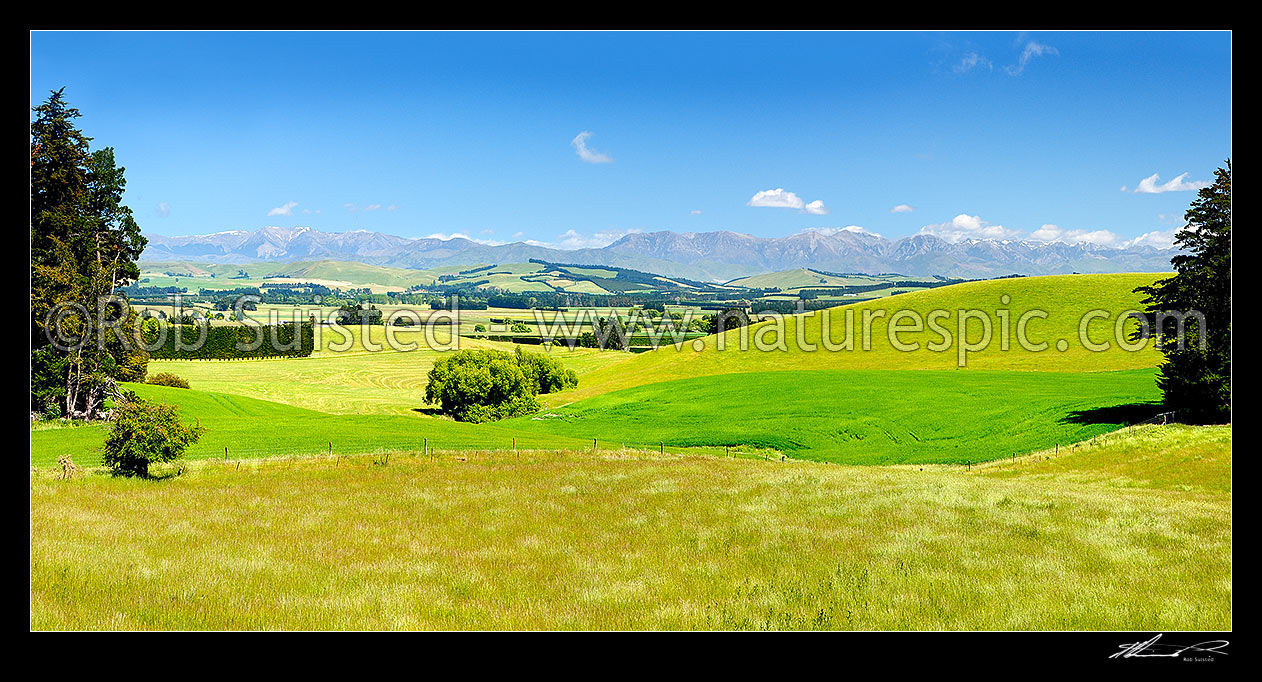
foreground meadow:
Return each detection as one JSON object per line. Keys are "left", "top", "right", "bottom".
{"left": 31, "top": 424, "right": 1230, "bottom": 630}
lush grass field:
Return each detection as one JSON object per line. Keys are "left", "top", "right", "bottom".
{"left": 551, "top": 273, "right": 1164, "bottom": 406}
{"left": 30, "top": 424, "right": 1230, "bottom": 630}
{"left": 30, "top": 383, "right": 611, "bottom": 468}
{"left": 511, "top": 369, "right": 1162, "bottom": 464}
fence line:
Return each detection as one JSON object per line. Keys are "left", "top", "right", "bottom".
{"left": 966, "top": 410, "right": 1186, "bottom": 472}
{"left": 34, "top": 436, "right": 774, "bottom": 471}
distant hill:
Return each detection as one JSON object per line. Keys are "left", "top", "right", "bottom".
{"left": 142, "top": 226, "right": 1179, "bottom": 280}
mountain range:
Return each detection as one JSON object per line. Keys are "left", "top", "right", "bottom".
{"left": 141, "top": 226, "right": 1178, "bottom": 281}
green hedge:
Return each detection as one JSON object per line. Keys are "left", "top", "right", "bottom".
{"left": 146, "top": 321, "right": 315, "bottom": 359}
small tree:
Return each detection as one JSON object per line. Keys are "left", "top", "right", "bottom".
{"left": 102, "top": 395, "right": 204, "bottom": 477}
{"left": 1135, "top": 161, "right": 1231, "bottom": 422}
{"left": 705, "top": 307, "right": 752, "bottom": 335}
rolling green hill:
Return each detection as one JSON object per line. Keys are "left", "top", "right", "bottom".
{"left": 552, "top": 273, "right": 1164, "bottom": 405}
{"left": 138, "top": 258, "right": 735, "bottom": 297}
{"left": 33, "top": 273, "right": 1174, "bottom": 469}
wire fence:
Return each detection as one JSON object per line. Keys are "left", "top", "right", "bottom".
{"left": 34, "top": 436, "right": 780, "bottom": 471}
{"left": 966, "top": 410, "right": 1187, "bottom": 472}
{"left": 35, "top": 411, "right": 1191, "bottom": 473}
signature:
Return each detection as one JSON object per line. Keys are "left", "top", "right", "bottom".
{"left": 1111, "top": 634, "right": 1230, "bottom": 660}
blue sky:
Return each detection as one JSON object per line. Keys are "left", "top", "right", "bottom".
{"left": 30, "top": 31, "right": 1231, "bottom": 249}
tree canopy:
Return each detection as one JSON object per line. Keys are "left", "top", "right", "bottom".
{"left": 31, "top": 89, "right": 148, "bottom": 418}
{"left": 1135, "top": 161, "right": 1231, "bottom": 422}
{"left": 424, "top": 347, "right": 577, "bottom": 422}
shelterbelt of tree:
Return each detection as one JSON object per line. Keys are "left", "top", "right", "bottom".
{"left": 546, "top": 273, "right": 1166, "bottom": 407}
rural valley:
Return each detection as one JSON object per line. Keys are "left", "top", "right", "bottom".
{"left": 30, "top": 29, "right": 1231, "bottom": 639}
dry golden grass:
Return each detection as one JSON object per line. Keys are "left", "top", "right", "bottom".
{"left": 30, "top": 425, "right": 1229, "bottom": 630}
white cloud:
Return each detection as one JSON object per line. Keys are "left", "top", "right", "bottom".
{"left": 300, "top": 208, "right": 321, "bottom": 215}
{"left": 918, "top": 214, "right": 1020, "bottom": 242}
{"left": 954, "top": 51, "right": 992, "bottom": 74}
{"left": 803, "top": 199, "right": 828, "bottom": 215}
{"left": 155, "top": 202, "right": 171, "bottom": 218}
{"left": 1028, "top": 223, "right": 1121, "bottom": 246}
{"left": 690, "top": 209, "right": 703, "bottom": 215}
{"left": 571, "top": 131, "right": 613, "bottom": 164}
{"left": 343, "top": 203, "right": 390, "bottom": 213}
{"left": 267, "top": 200, "right": 298, "bottom": 216}
{"left": 1006, "top": 40, "right": 1058, "bottom": 75}
{"left": 1133, "top": 172, "right": 1210, "bottom": 194}
{"left": 747, "top": 188, "right": 828, "bottom": 215}
{"left": 1124, "top": 229, "right": 1178, "bottom": 250}
{"left": 889, "top": 204, "right": 916, "bottom": 214}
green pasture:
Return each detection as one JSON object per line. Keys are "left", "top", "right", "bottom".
{"left": 511, "top": 368, "right": 1162, "bottom": 464}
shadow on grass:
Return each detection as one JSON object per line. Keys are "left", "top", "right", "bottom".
{"left": 410, "top": 407, "right": 446, "bottom": 417}
{"left": 1060, "top": 402, "right": 1164, "bottom": 426}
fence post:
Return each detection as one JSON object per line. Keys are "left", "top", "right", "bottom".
{"left": 593, "top": 438, "right": 597, "bottom": 453}
{"left": 329, "top": 441, "right": 332, "bottom": 457}
{"left": 225, "top": 446, "right": 228, "bottom": 461}
{"left": 660, "top": 441, "right": 663, "bottom": 455}
{"left": 424, "top": 437, "right": 428, "bottom": 459}
{"left": 513, "top": 438, "right": 517, "bottom": 458}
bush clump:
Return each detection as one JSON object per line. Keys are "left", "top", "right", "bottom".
{"left": 425, "top": 347, "right": 578, "bottom": 423}
{"left": 103, "top": 394, "right": 204, "bottom": 477}
{"left": 146, "top": 372, "right": 191, "bottom": 389}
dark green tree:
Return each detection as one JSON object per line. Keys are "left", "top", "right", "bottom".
{"left": 1134, "top": 161, "right": 1231, "bottom": 422}
{"left": 424, "top": 349, "right": 539, "bottom": 423}
{"left": 704, "top": 307, "right": 752, "bottom": 335}
{"left": 424, "top": 348, "right": 578, "bottom": 422}
{"left": 31, "top": 89, "right": 148, "bottom": 418}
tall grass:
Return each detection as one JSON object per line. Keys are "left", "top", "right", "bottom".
{"left": 30, "top": 425, "right": 1229, "bottom": 630}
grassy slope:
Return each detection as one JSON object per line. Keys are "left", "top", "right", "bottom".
{"left": 30, "top": 424, "right": 1229, "bottom": 630}
{"left": 145, "top": 326, "right": 632, "bottom": 416}
{"left": 510, "top": 369, "right": 1161, "bottom": 464}
{"left": 551, "top": 273, "right": 1164, "bottom": 406}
